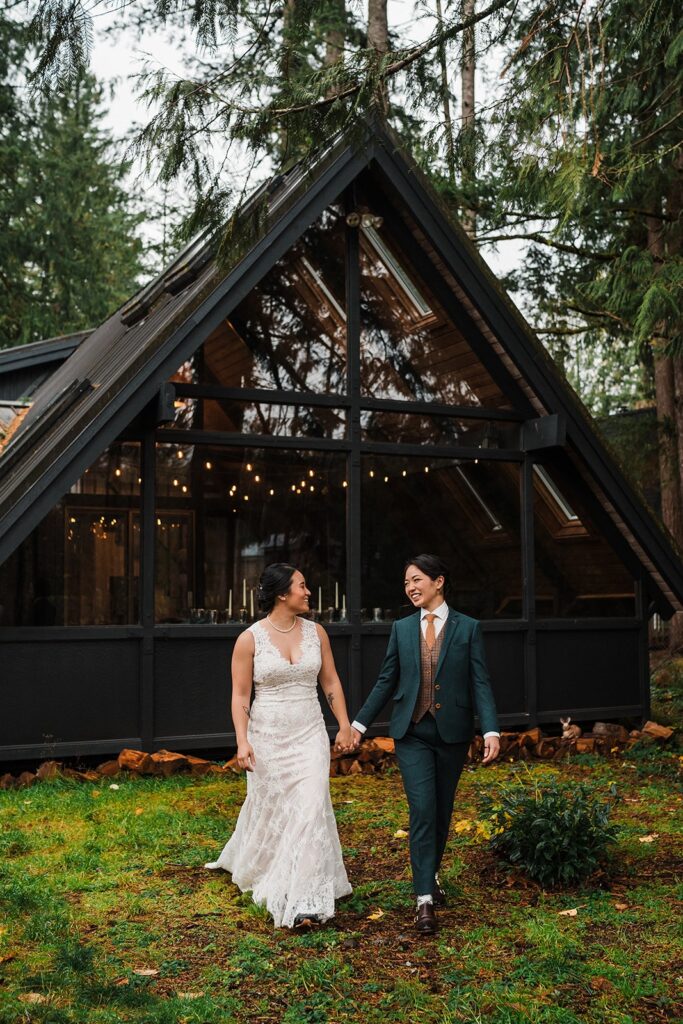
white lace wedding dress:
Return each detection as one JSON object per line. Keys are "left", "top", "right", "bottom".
{"left": 204, "top": 616, "right": 352, "bottom": 927}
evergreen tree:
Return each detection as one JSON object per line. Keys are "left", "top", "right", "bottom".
{"left": 1, "top": 9, "right": 147, "bottom": 346}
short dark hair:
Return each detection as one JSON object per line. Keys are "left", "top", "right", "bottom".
{"left": 257, "top": 563, "right": 298, "bottom": 613}
{"left": 403, "top": 554, "right": 452, "bottom": 601}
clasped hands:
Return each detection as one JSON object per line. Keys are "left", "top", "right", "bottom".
{"left": 334, "top": 725, "right": 362, "bottom": 755}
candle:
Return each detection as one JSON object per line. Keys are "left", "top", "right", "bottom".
{"left": 228, "top": 589, "right": 232, "bottom": 619}
{"left": 318, "top": 586, "right": 322, "bottom": 614}
{"left": 342, "top": 593, "right": 346, "bottom": 619}
{"left": 335, "top": 581, "right": 339, "bottom": 609}
{"left": 250, "top": 588, "right": 254, "bottom": 620}
{"left": 242, "top": 578, "right": 247, "bottom": 607}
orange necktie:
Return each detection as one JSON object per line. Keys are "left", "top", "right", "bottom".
{"left": 424, "top": 613, "right": 437, "bottom": 650}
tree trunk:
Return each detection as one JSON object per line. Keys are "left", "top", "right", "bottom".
{"left": 324, "top": 0, "right": 345, "bottom": 97}
{"left": 325, "top": 0, "right": 345, "bottom": 65}
{"left": 461, "top": 0, "right": 476, "bottom": 236}
{"left": 435, "top": 0, "right": 456, "bottom": 184}
{"left": 367, "top": 0, "right": 388, "bottom": 111}
{"left": 648, "top": 211, "right": 683, "bottom": 652}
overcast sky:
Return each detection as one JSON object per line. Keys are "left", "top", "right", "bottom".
{"left": 89, "top": 0, "right": 520, "bottom": 279}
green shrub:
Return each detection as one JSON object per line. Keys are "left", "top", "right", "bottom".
{"left": 479, "top": 775, "right": 619, "bottom": 887}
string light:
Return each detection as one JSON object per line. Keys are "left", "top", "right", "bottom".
{"left": 342, "top": 481, "right": 347, "bottom": 488}
{"left": 205, "top": 461, "right": 212, "bottom": 470}
{"left": 176, "top": 451, "right": 183, "bottom": 459}
{"left": 173, "top": 478, "right": 179, "bottom": 487}
{"left": 269, "top": 489, "right": 275, "bottom": 496}
{"left": 369, "top": 470, "right": 374, "bottom": 478}
{"left": 246, "top": 463, "right": 253, "bottom": 472}
{"left": 182, "top": 485, "right": 188, "bottom": 493}
{"left": 115, "top": 468, "right": 121, "bottom": 477}
{"left": 384, "top": 476, "right": 389, "bottom": 483}
{"left": 308, "top": 469, "right": 315, "bottom": 478}
{"left": 254, "top": 475, "right": 261, "bottom": 482}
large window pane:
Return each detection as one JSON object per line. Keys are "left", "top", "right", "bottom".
{"left": 0, "top": 443, "right": 140, "bottom": 625}
{"left": 360, "top": 411, "right": 519, "bottom": 448}
{"left": 358, "top": 212, "right": 512, "bottom": 409}
{"left": 155, "top": 444, "right": 347, "bottom": 623}
{"left": 162, "top": 398, "right": 347, "bottom": 439}
{"left": 170, "top": 204, "right": 346, "bottom": 394}
{"left": 361, "top": 456, "right": 522, "bottom": 621}
{"left": 534, "top": 458, "right": 635, "bottom": 616}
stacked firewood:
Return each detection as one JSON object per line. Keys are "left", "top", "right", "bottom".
{"left": 0, "top": 720, "right": 674, "bottom": 789}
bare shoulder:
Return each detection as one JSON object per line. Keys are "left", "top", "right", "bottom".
{"left": 314, "top": 621, "right": 330, "bottom": 644}
{"left": 234, "top": 628, "right": 255, "bottom": 654}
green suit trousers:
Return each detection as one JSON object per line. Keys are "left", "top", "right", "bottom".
{"left": 395, "top": 713, "right": 470, "bottom": 895}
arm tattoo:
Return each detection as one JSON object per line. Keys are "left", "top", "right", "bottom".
{"left": 242, "top": 705, "right": 251, "bottom": 719}
{"left": 326, "top": 691, "right": 335, "bottom": 708}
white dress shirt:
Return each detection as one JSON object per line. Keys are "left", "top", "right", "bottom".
{"left": 352, "top": 602, "right": 500, "bottom": 739}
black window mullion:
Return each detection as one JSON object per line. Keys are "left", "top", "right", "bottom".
{"left": 345, "top": 186, "right": 363, "bottom": 716}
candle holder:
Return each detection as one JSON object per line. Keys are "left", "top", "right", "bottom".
{"left": 309, "top": 608, "right": 319, "bottom": 623}
{"left": 372, "top": 607, "right": 383, "bottom": 623}
{"left": 239, "top": 606, "right": 249, "bottom": 624}
{"left": 325, "top": 606, "right": 335, "bottom": 623}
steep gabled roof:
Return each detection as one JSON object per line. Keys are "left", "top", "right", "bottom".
{"left": 0, "top": 118, "right": 681, "bottom": 615}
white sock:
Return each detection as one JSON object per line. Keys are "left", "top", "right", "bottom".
{"left": 416, "top": 894, "right": 433, "bottom": 907}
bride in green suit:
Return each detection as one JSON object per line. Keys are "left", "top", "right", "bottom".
{"left": 350, "top": 554, "right": 500, "bottom": 935}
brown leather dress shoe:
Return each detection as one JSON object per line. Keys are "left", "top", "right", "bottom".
{"left": 432, "top": 882, "right": 447, "bottom": 908}
{"left": 414, "top": 902, "right": 438, "bottom": 934}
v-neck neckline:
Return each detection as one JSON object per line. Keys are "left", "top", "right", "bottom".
{"left": 258, "top": 619, "right": 304, "bottom": 667}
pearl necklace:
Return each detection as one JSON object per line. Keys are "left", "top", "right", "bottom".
{"left": 266, "top": 614, "right": 298, "bottom": 633}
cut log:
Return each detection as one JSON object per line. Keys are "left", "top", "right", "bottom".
{"left": 575, "top": 737, "right": 596, "bottom": 754}
{"left": 17, "top": 771, "right": 37, "bottom": 787}
{"left": 0, "top": 773, "right": 16, "bottom": 789}
{"left": 593, "top": 722, "right": 630, "bottom": 743}
{"left": 519, "top": 727, "right": 543, "bottom": 747}
{"left": 373, "top": 737, "right": 395, "bottom": 755}
{"left": 185, "top": 755, "right": 212, "bottom": 776}
{"left": 96, "top": 760, "right": 121, "bottom": 777}
{"left": 641, "top": 720, "right": 674, "bottom": 741}
{"left": 535, "top": 736, "right": 560, "bottom": 758}
{"left": 36, "top": 760, "right": 62, "bottom": 781}
{"left": 150, "top": 750, "right": 188, "bottom": 776}
{"left": 118, "top": 749, "right": 154, "bottom": 773}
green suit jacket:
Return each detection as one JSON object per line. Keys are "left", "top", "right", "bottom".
{"left": 354, "top": 609, "right": 499, "bottom": 743}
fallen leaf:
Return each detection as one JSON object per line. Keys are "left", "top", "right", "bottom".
{"left": 558, "top": 908, "right": 578, "bottom": 917}
{"left": 614, "top": 903, "right": 629, "bottom": 911}
{"left": 367, "top": 908, "right": 384, "bottom": 921}
{"left": 639, "top": 834, "right": 659, "bottom": 843}
{"left": 92, "top": 790, "right": 101, "bottom": 797}
{"left": 114, "top": 977, "right": 129, "bottom": 987}
{"left": 109, "top": 784, "right": 120, "bottom": 791}
{"left": 0, "top": 954, "right": 16, "bottom": 963}
{"left": 133, "top": 968, "right": 159, "bottom": 977}
{"left": 393, "top": 829, "right": 409, "bottom": 838}
{"left": 343, "top": 800, "right": 355, "bottom": 804}
{"left": 178, "top": 992, "right": 204, "bottom": 1000}
{"left": 590, "top": 976, "right": 613, "bottom": 992}
{"left": 454, "top": 819, "right": 473, "bottom": 833}
{"left": 135, "top": 807, "right": 144, "bottom": 816}
{"left": 19, "top": 993, "right": 47, "bottom": 1004}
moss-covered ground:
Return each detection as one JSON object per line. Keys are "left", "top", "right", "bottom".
{"left": 1, "top": 744, "right": 681, "bottom": 1023}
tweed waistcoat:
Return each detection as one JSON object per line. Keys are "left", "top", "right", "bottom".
{"left": 412, "top": 624, "right": 445, "bottom": 723}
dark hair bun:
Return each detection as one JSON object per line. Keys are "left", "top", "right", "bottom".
{"left": 258, "top": 563, "right": 298, "bottom": 613}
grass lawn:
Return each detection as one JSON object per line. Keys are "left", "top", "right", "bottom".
{"left": 1, "top": 746, "right": 681, "bottom": 1024}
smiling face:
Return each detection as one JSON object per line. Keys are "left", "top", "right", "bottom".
{"left": 404, "top": 564, "right": 445, "bottom": 612}
{"left": 278, "top": 570, "right": 311, "bottom": 615}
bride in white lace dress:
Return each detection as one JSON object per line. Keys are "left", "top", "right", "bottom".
{"left": 204, "top": 564, "right": 353, "bottom": 927}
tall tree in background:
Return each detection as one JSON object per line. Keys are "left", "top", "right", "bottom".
{"left": 460, "top": 0, "right": 476, "bottom": 236}
{"left": 0, "top": 10, "right": 147, "bottom": 346}
{"left": 478, "top": 0, "right": 683, "bottom": 648}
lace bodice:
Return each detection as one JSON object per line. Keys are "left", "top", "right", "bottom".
{"left": 249, "top": 617, "right": 321, "bottom": 692}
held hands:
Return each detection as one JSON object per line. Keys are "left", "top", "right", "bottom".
{"left": 236, "top": 741, "right": 256, "bottom": 772}
{"left": 334, "top": 724, "right": 359, "bottom": 754}
{"left": 481, "top": 735, "right": 500, "bottom": 765}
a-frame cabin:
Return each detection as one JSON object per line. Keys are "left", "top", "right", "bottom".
{"left": 1, "top": 120, "right": 681, "bottom": 762}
